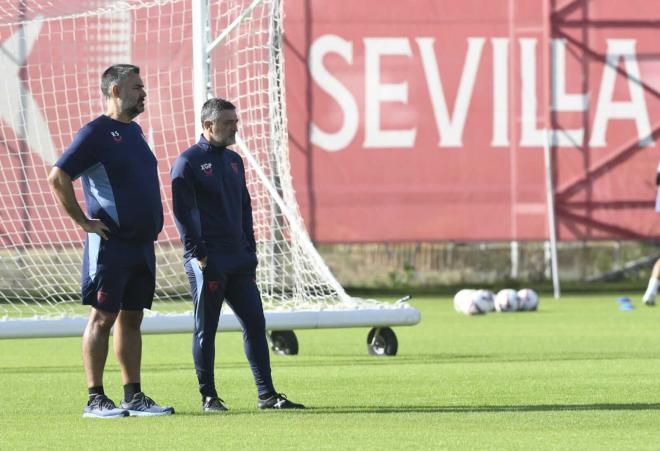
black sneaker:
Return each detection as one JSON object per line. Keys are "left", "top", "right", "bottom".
{"left": 83, "top": 394, "right": 129, "bottom": 419}
{"left": 202, "top": 396, "right": 228, "bottom": 412}
{"left": 258, "top": 393, "right": 305, "bottom": 410}
{"left": 120, "top": 392, "right": 175, "bottom": 416}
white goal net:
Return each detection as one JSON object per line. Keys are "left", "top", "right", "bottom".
{"left": 0, "top": 0, "right": 419, "bottom": 337}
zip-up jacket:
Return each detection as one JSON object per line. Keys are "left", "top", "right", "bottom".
{"left": 171, "top": 135, "right": 256, "bottom": 272}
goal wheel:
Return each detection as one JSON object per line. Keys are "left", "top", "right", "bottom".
{"left": 366, "top": 327, "right": 398, "bottom": 356}
{"left": 269, "top": 330, "right": 299, "bottom": 355}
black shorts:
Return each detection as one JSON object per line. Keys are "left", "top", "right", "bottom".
{"left": 81, "top": 235, "right": 156, "bottom": 313}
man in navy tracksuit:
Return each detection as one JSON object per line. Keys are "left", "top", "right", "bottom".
{"left": 171, "top": 98, "right": 304, "bottom": 412}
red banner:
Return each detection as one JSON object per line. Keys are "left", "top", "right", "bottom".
{"left": 283, "top": 0, "right": 660, "bottom": 242}
{"left": 1, "top": 0, "right": 659, "bottom": 246}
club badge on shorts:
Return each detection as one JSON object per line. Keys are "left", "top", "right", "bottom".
{"left": 97, "top": 290, "right": 108, "bottom": 303}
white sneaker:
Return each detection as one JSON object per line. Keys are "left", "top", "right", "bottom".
{"left": 120, "top": 392, "right": 175, "bottom": 416}
{"left": 83, "top": 394, "right": 129, "bottom": 419}
{"left": 643, "top": 295, "right": 656, "bottom": 306}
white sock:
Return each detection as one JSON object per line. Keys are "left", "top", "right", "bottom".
{"left": 644, "top": 278, "right": 659, "bottom": 300}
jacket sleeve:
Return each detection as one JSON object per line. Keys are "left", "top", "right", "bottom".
{"left": 240, "top": 159, "right": 256, "bottom": 253}
{"left": 171, "top": 156, "right": 208, "bottom": 260}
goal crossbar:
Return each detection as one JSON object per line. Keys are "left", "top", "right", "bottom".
{"left": 0, "top": 306, "right": 421, "bottom": 338}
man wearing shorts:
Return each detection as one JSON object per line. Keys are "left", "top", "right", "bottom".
{"left": 48, "top": 64, "right": 174, "bottom": 418}
{"left": 642, "top": 163, "right": 660, "bottom": 306}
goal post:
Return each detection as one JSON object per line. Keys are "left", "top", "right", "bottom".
{"left": 0, "top": 0, "right": 419, "bottom": 340}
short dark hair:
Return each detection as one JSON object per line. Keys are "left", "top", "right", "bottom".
{"left": 101, "top": 64, "right": 140, "bottom": 98}
{"left": 201, "top": 98, "right": 236, "bottom": 124}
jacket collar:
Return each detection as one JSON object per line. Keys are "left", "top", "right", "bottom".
{"left": 197, "top": 134, "right": 226, "bottom": 152}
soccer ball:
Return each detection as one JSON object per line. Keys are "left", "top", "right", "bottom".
{"left": 473, "top": 289, "right": 496, "bottom": 313}
{"left": 494, "top": 289, "right": 520, "bottom": 312}
{"left": 454, "top": 289, "right": 495, "bottom": 315}
{"left": 454, "top": 289, "right": 476, "bottom": 315}
{"left": 453, "top": 289, "right": 489, "bottom": 315}
{"left": 517, "top": 288, "right": 539, "bottom": 311}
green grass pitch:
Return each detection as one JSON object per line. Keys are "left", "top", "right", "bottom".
{"left": 3, "top": 293, "right": 660, "bottom": 449}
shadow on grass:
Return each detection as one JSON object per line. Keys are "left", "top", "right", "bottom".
{"left": 292, "top": 403, "right": 660, "bottom": 414}
{"left": 175, "top": 402, "right": 660, "bottom": 416}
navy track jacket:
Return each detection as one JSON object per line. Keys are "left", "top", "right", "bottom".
{"left": 171, "top": 135, "right": 257, "bottom": 271}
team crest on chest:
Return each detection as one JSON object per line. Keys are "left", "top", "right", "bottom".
{"left": 110, "top": 130, "right": 122, "bottom": 143}
{"left": 230, "top": 162, "right": 239, "bottom": 174}
{"left": 201, "top": 162, "right": 213, "bottom": 176}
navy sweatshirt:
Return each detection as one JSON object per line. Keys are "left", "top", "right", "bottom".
{"left": 171, "top": 135, "right": 257, "bottom": 271}
{"left": 55, "top": 115, "right": 163, "bottom": 242}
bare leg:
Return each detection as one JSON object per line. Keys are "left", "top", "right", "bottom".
{"left": 82, "top": 308, "right": 118, "bottom": 388}
{"left": 652, "top": 259, "right": 660, "bottom": 280}
{"left": 643, "top": 259, "right": 660, "bottom": 305}
{"left": 113, "top": 309, "right": 144, "bottom": 384}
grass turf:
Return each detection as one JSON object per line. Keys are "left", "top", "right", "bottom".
{"left": 2, "top": 293, "right": 660, "bottom": 449}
